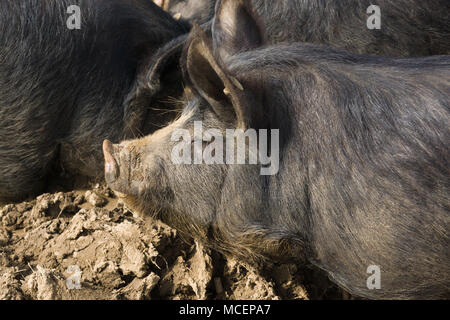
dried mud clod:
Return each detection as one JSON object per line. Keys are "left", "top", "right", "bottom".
{"left": 0, "top": 184, "right": 344, "bottom": 300}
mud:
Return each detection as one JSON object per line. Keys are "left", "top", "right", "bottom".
{"left": 0, "top": 184, "right": 346, "bottom": 300}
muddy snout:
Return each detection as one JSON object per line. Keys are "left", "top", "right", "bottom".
{"left": 103, "top": 139, "right": 119, "bottom": 184}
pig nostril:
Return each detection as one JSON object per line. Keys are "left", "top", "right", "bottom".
{"left": 103, "top": 139, "right": 119, "bottom": 182}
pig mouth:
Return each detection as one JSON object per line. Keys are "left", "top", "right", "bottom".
{"left": 103, "top": 139, "right": 120, "bottom": 185}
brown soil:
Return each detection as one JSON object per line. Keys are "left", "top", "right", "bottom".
{"left": 0, "top": 184, "right": 347, "bottom": 300}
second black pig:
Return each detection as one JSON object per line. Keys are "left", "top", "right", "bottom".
{"left": 0, "top": 0, "right": 187, "bottom": 203}
{"left": 160, "top": 0, "right": 450, "bottom": 56}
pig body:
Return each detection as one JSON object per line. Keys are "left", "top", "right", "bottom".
{"left": 105, "top": 6, "right": 450, "bottom": 298}
{"left": 244, "top": 0, "right": 450, "bottom": 56}
{"left": 0, "top": 0, "right": 186, "bottom": 203}
{"left": 156, "top": 0, "right": 450, "bottom": 56}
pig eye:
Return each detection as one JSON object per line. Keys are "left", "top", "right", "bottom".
{"left": 189, "top": 138, "right": 210, "bottom": 154}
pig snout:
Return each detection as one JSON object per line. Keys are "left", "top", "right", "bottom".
{"left": 103, "top": 139, "right": 119, "bottom": 184}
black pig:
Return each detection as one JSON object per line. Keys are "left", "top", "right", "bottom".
{"left": 155, "top": 0, "right": 450, "bottom": 56}
{"left": 237, "top": 0, "right": 450, "bottom": 56}
{"left": 104, "top": 3, "right": 450, "bottom": 299}
{"left": 0, "top": 0, "right": 187, "bottom": 203}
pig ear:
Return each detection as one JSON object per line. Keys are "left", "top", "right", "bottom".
{"left": 153, "top": 0, "right": 166, "bottom": 9}
{"left": 123, "top": 35, "right": 186, "bottom": 138}
{"left": 213, "top": 0, "right": 263, "bottom": 57}
{"left": 184, "top": 27, "right": 247, "bottom": 128}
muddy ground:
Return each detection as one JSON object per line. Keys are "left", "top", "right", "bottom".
{"left": 0, "top": 184, "right": 347, "bottom": 300}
